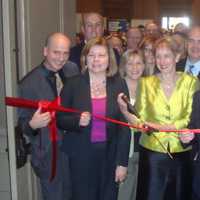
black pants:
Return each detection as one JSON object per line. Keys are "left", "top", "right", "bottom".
{"left": 69, "top": 142, "right": 118, "bottom": 200}
{"left": 192, "top": 161, "right": 200, "bottom": 200}
{"left": 136, "top": 147, "right": 192, "bottom": 200}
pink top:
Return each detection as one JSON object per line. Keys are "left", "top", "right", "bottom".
{"left": 91, "top": 97, "right": 107, "bottom": 143}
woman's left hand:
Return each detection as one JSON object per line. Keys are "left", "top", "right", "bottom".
{"left": 179, "top": 131, "right": 195, "bottom": 143}
{"left": 115, "top": 165, "right": 127, "bottom": 183}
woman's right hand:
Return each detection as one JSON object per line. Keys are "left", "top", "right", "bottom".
{"left": 79, "top": 112, "right": 91, "bottom": 127}
{"left": 117, "top": 93, "right": 128, "bottom": 114}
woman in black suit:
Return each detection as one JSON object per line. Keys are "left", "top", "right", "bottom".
{"left": 57, "top": 37, "right": 131, "bottom": 200}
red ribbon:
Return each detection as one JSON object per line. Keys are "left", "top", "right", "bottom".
{"left": 38, "top": 97, "right": 61, "bottom": 181}
{"left": 5, "top": 96, "right": 200, "bottom": 180}
{"left": 6, "top": 96, "right": 200, "bottom": 133}
{"left": 6, "top": 97, "right": 61, "bottom": 181}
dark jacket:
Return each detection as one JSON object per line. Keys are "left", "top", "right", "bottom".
{"left": 176, "top": 58, "right": 187, "bottom": 72}
{"left": 69, "top": 42, "right": 85, "bottom": 70}
{"left": 187, "top": 90, "right": 200, "bottom": 160}
{"left": 57, "top": 71, "right": 131, "bottom": 167}
{"left": 18, "top": 61, "right": 79, "bottom": 178}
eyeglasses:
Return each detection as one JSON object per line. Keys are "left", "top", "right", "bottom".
{"left": 144, "top": 47, "right": 153, "bottom": 53}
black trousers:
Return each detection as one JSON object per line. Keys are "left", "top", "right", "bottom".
{"left": 69, "top": 142, "right": 118, "bottom": 200}
{"left": 136, "top": 147, "right": 192, "bottom": 200}
{"left": 192, "top": 161, "right": 200, "bottom": 200}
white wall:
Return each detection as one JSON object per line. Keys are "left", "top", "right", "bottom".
{"left": 1, "top": 0, "right": 76, "bottom": 200}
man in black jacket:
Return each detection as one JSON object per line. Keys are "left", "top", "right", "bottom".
{"left": 18, "top": 32, "right": 79, "bottom": 200}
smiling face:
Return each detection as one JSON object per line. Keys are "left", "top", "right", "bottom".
{"left": 188, "top": 27, "right": 200, "bottom": 63}
{"left": 155, "top": 45, "right": 177, "bottom": 74}
{"left": 43, "top": 33, "right": 70, "bottom": 72}
{"left": 125, "top": 54, "right": 144, "bottom": 80}
{"left": 86, "top": 45, "right": 109, "bottom": 75}
{"left": 144, "top": 43, "right": 155, "bottom": 65}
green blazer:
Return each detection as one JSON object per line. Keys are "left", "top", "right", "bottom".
{"left": 136, "top": 72, "right": 199, "bottom": 153}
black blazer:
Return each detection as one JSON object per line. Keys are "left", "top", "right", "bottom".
{"left": 57, "top": 71, "right": 131, "bottom": 166}
{"left": 176, "top": 57, "right": 187, "bottom": 72}
{"left": 69, "top": 42, "right": 85, "bottom": 70}
{"left": 187, "top": 90, "right": 200, "bottom": 160}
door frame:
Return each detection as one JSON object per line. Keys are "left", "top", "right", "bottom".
{"left": 2, "top": 0, "right": 18, "bottom": 199}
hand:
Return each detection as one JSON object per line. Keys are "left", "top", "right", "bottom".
{"left": 79, "top": 112, "right": 91, "bottom": 127}
{"left": 117, "top": 93, "right": 128, "bottom": 114}
{"left": 144, "top": 122, "right": 176, "bottom": 132}
{"left": 143, "top": 122, "right": 160, "bottom": 132}
{"left": 29, "top": 107, "right": 51, "bottom": 130}
{"left": 179, "top": 131, "right": 194, "bottom": 143}
{"left": 115, "top": 165, "right": 127, "bottom": 183}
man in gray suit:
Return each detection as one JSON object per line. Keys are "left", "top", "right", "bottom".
{"left": 18, "top": 32, "right": 79, "bottom": 200}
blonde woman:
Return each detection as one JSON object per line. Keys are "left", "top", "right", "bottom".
{"left": 118, "top": 50, "right": 144, "bottom": 200}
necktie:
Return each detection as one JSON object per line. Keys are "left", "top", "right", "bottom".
{"left": 48, "top": 73, "right": 57, "bottom": 96}
{"left": 188, "top": 65, "right": 194, "bottom": 75}
{"left": 55, "top": 73, "right": 63, "bottom": 95}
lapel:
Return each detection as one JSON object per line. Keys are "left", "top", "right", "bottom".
{"left": 82, "top": 71, "right": 92, "bottom": 112}
{"left": 197, "top": 72, "right": 200, "bottom": 81}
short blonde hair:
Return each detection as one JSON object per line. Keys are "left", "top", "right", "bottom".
{"left": 119, "top": 49, "right": 144, "bottom": 78}
{"left": 155, "top": 36, "right": 179, "bottom": 56}
{"left": 80, "top": 37, "right": 118, "bottom": 77}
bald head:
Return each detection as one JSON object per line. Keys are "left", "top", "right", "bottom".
{"left": 174, "top": 23, "right": 188, "bottom": 35}
{"left": 81, "top": 12, "right": 104, "bottom": 41}
{"left": 45, "top": 32, "right": 71, "bottom": 48}
{"left": 43, "top": 32, "right": 71, "bottom": 72}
